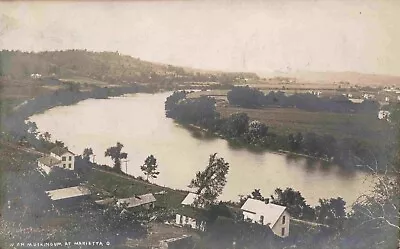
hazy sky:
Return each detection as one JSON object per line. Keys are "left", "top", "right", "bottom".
{"left": 1, "top": 0, "right": 399, "bottom": 75}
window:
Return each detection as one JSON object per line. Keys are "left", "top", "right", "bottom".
{"left": 63, "top": 164, "right": 66, "bottom": 168}
{"left": 68, "top": 164, "right": 71, "bottom": 169}
{"left": 62, "top": 156, "right": 66, "bottom": 161}
{"left": 260, "top": 215, "right": 264, "bottom": 224}
{"left": 282, "top": 215, "right": 286, "bottom": 224}
{"left": 281, "top": 227, "right": 285, "bottom": 236}
{"left": 69, "top": 156, "right": 72, "bottom": 161}
{"left": 179, "top": 215, "right": 183, "bottom": 224}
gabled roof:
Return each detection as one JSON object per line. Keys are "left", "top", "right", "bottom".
{"left": 46, "top": 186, "right": 90, "bottom": 201}
{"left": 241, "top": 199, "right": 287, "bottom": 228}
{"left": 117, "top": 193, "right": 156, "bottom": 208}
{"left": 38, "top": 156, "right": 61, "bottom": 167}
{"left": 181, "top": 192, "right": 199, "bottom": 206}
{"left": 177, "top": 205, "right": 208, "bottom": 220}
{"left": 50, "top": 146, "right": 75, "bottom": 156}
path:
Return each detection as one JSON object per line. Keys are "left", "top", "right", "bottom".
{"left": 291, "top": 218, "right": 330, "bottom": 228}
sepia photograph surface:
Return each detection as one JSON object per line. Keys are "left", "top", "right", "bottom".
{"left": 0, "top": 1, "right": 399, "bottom": 249}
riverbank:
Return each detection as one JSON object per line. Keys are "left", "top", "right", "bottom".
{"left": 184, "top": 123, "right": 333, "bottom": 163}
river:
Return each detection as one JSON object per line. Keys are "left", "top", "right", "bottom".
{"left": 29, "top": 92, "right": 375, "bottom": 206}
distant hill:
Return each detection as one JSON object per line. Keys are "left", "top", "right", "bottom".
{"left": 258, "top": 71, "right": 400, "bottom": 87}
{"left": 0, "top": 50, "right": 259, "bottom": 84}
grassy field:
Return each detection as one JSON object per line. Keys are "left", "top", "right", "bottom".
{"left": 86, "top": 169, "right": 187, "bottom": 209}
{"left": 217, "top": 106, "right": 391, "bottom": 141}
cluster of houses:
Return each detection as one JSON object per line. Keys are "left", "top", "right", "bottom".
{"left": 174, "top": 193, "right": 290, "bottom": 238}
{"left": 37, "top": 146, "right": 290, "bottom": 248}
{"left": 44, "top": 186, "right": 290, "bottom": 238}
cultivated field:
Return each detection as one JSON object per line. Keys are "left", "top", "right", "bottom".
{"left": 217, "top": 106, "right": 391, "bottom": 141}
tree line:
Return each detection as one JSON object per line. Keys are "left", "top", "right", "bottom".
{"left": 227, "top": 86, "right": 380, "bottom": 113}
{"left": 165, "top": 91, "right": 387, "bottom": 170}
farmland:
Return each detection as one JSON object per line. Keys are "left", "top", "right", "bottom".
{"left": 217, "top": 106, "right": 390, "bottom": 141}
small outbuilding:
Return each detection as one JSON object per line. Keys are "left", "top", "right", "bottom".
{"left": 45, "top": 186, "right": 91, "bottom": 206}
{"left": 117, "top": 193, "right": 156, "bottom": 209}
{"left": 95, "top": 193, "right": 157, "bottom": 210}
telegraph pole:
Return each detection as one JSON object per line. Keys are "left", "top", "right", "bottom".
{"left": 123, "top": 159, "right": 130, "bottom": 174}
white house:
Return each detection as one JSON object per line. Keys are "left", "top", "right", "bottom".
{"left": 37, "top": 146, "right": 76, "bottom": 174}
{"left": 241, "top": 198, "right": 290, "bottom": 238}
{"left": 175, "top": 193, "right": 207, "bottom": 231}
{"left": 50, "top": 146, "right": 75, "bottom": 170}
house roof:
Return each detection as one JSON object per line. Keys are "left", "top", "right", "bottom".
{"left": 181, "top": 192, "right": 199, "bottom": 206}
{"left": 241, "top": 199, "right": 287, "bottom": 228}
{"left": 50, "top": 146, "right": 75, "bottom": 156}
{"left": 46, "top": 186, "right": 91, "bottom": 201}
{"left": 117, "top": 193, "right": 156, "bottom": 208}
{"left": 38, "top": 156, "right": 61, "bottom": 167}
{"left": 177, "top": 205, "right": 208, "bottom": 220}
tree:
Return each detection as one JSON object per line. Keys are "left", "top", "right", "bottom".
{"left": 221, "top": 113, "right": 249, "bottom": 138}
{"left": 315, "top": 197, "right": 346, "bottom": 228}
{"left": 288, "top": 132, "right": 303, "bottom": 151}
{"left": 105, "top": 142, "right": 128, "bottom": 172}
{"left": 227, "top": 86, "right": 265, "bottom": 108}
{"left": 189, "top": 153, "right": 230, "bottom": 206}
{"left": 239, "top": 189, "right": 266, "bottom": 206}
{"left": 247, "top": 120, "right": 268, "bottom": 144}
{"left": 43, "top": 131, "right": 51, "bottom": 142}
{"left": 140, "top": 155, "right": 160, "bottom": 181}
{"left": 54, "top": 140, "right": 65, "bottom": 148}
{"left": 82, "top": 148, "right": 93, "bottom": 162}
{"left": 271, "top": 187, "right": 315, "bottom": 220}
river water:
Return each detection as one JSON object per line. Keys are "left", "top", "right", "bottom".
{"left": 29, "top": 92, "right": 375, "bottom": 206}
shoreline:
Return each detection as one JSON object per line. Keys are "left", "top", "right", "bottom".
{"left": 184, "top": 123, "right": 332, "bottom": 163}
{"left": 181, "top": 123, "right": 396, "bottom": 175}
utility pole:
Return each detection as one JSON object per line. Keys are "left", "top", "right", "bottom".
{"left": 122, "top": 159, "right": 130, "bottom": 174}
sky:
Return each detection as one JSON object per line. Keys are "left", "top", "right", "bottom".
{"left": 0, "top": 0, "right": 399, "bottom": 76}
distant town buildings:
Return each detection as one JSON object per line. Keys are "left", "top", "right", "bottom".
{"left": 308, "top": 90, "right": 322, "bottom": 96}
{"left": 378, "top": 110, "right": 391, "bottom": 121}
{"left": 241, "top": 198, "right": 290, "bottom": 238}
{"left": 362, "top": 93, "right": 375, "bottom": 100}
{"left": 30, "top": 73, "right": 42, "bottom": 79}
{"left": 37, "top": 146, "right": 76, "bottom": 174}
